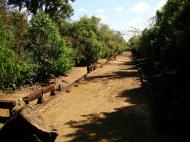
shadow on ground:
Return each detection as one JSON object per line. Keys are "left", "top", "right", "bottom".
{"left": 84, "top": 60, "right": 138, "bottom": 84}
{"left": 65, "top": 86, "right": 183, "bottom": 142}
{"left": 66, "top": 106, "right": 153, "bottom": 142}
{"left": 86, "top": 70, "right": 138, "bottom": 82}
{"left": 110, "top": 61, "right": 134, "bottom": 66}
{"left": 0, "top": 117, "right": 9, "bottom": 123}
{"left": 65, "top": 63, "right": 184, "bottom": 142}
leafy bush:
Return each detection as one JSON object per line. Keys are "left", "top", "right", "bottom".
{"left": 17, "top": 53, "right": 38, "bottom": 86}
{"left": 61, "top": 17, "right": 128, "bottom": 65}
{"left": 53, "top": 47, "right": 75, "bottom": 75}
{"left": 100, "top": 44, "right": 110, "bottom": 58}
{"left": 0, "top": 22, "right": 36, "bottom": 89}
{"left": 0, "top": 48, "right": 18, "bottom": 89}
{"left": 100, "top": 25, "right": 128, "bottom": 56}
{"left": 29, "top": 12, "right": 74, "bottom": 81}
{"left": 0, "top": 20, "right": 17, "bottom": 89}
{"left": 82, "top": 38, "right": 101, "bottom": 65}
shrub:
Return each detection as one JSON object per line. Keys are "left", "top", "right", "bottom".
{"left": 0, "top": 11, "right": 36, "bottom": 90}
{"left": 0, "top": 48, "right": 18, "bottom": 89}
{"left": 0, "top": 50, "right": 36, "bottom": 90}
{"left": 29, "top": 12, "right": 74, "bottom": 82}
{"left": 100, "top": 44, "right": 110, "bottom": 58}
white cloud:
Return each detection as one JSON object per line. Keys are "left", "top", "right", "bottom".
{"left": 93, "top": 13, "right": 107, "bottom": 23}
{"left": 83, "top": 9, "right": 106, "bottom": 23}
{"left": 78, "top": 8, "right": 88, "bottom": 13}
{"left": 154, "top": 0, "right": 167, "bottom": 11}
{"left": 92, "top": 9, "right": 106, "bottom": 23}
{"left": 125, "top": 18, "right": 143, "bottom": 29}
{"left": 98, "top": 15, "right": 107, "bottom": 23}
{"left": 128, "top": 1, "right": 151, "bottom": 13}
{"left": 150, "top": 0, "right": 167, "bottom": 17}
{"left": 115, "top": 6, "right": 124, "bottom": 12}
{"left": 95, "top": 8, "right": 105, "bottom": 14}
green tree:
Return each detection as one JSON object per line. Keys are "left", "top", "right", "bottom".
{"left": 128, "top": 0, "right": 190, "bottom": 131}
{"left": 100, "top": 24, "right": 128, "bottom": 56}
{"left": 29, "top": 12, "right": 74, "bottom": 82}
{"left": 61, "top": 16, "right": 103, "bottom": 65}
{"left": 10, "top": 11, "right": 29, "bottom": 55}
{"left": 130, "top": 0, "right": 190, "bottom": 72}
{"left": 0, "top": 17, "right": 17, "bottom": 89}
{"left": 0, "top": 8, "right": 36, "bottom": 89}
{"left": 8, "top": 0, "right": 75, "bottom": 25}
{"left": 61, "top": 16, "right": 128, "bottom": 65}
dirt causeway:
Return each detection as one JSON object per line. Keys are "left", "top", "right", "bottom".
{"left": 36, "top": 53, "right": 179, "bottom": 142}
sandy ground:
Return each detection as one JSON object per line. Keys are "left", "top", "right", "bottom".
{"left": 34, "top": 52, "right": 180, "bottom": 142}
{"left": 0, "top": 60, "right": 105, "bottom": 123}
{"left": 0, "top": 67, "right": 87, "bottom": 120}
{"left": 0, "top": 67, "right": 87, "bottom": 100}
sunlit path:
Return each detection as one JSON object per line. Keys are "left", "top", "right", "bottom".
{"left": 36, "top": 53, "right": 178, "bottom": 142}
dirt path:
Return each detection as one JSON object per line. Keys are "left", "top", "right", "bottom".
{"left": 36, "top": 53, "right": 178, "bottom": 142}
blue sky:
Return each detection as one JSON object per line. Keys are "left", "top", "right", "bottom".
{"left": 71, "top": 0, "right": 167, "bottom": 40}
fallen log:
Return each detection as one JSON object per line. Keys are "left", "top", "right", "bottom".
{"left": 23, "top": 90, "right": 43, "bottom": 105}
{"left": 42, "top": 85, "right": 55, "bottom": 96}
{"left": 23, "top": 85, "right": 57, "bottom": 105}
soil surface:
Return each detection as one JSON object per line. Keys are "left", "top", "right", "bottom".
{"left": 0, "top": 67, "right": 87, "bottom": 101}
{"left": 0, "top": 59, "right": 105, "bottom": 125}
{"left": 35, "top": 52, "right": 180, "bottom": 142}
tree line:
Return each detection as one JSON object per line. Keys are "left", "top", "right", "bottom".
{"left": 0, "top": 0, "right": 128, "bottom": 90}
{"left": 129, "top": 0, "right": 190, "bottom": 78}
{"left": 129, "top": 0, "right": 190, "bottom": 133}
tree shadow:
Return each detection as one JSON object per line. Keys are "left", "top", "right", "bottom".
{"left": 0, "top": 117, "right": 9, "bottom": 123}
{"left": 115, "top": 61, "right": 134, "bottom": 65}
{"left": 64, "top": 59, "right": 187, "bottom": 142}
{"left": 121, "top": 66, "right": 136, "bottom": 71}
{"left": 65, "top": 86, "right": 184, "bottom": 142}
{"left": 66, "top": 106, "right": 155, "bottom": 142}
{"left": 86, "top": 70, "right": 138, "bottom": 82}
{"left": 119, "top": 87, "right": 146, "bottom": 105}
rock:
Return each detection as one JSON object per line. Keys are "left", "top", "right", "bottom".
{"left": 0, "top": 106, "right": 58, "bottom": 142}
